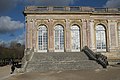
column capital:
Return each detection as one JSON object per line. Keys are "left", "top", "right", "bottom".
{"left": 108, "top": 20, "right": 117, "bottom": 22}
{"left": 65, "top": 19, "right": 70, "bottom": 22}
{"left": 89, "top": 19, "right": 94, "bottom": 22}
{"left": 47, "top": 19, "right": 54, "bottom": 22}
{"left": 27, "top": 19, "right": 34, "bottom": 22}
{"left": 82, "top": 19, "right": 87, "bottom": 22}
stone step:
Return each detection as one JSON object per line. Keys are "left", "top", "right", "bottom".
{"left": 26, "top": 60, "right": 102, "bottom": 72}
{"left": 24, "top": 52, "right": 102, "bottom": 72}
{"left": 31, "top": 52, "right": 89, "bottom": 62}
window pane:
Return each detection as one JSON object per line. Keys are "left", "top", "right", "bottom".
{"left": 38, "top": 25, "right": 48, "bottom": 51}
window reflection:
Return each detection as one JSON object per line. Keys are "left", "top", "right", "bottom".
{"left": 71, "top": 25, "right": 80, "bottom": 51}
{"left": 118, "top": 26, "right": 120, "bottom": 46}
{"left": 96, "top": 25, "right": 106, "bottom": 51}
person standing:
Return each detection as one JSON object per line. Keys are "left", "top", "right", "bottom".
{"left": 10, "top": 64, "right": 15, "bottom": 74}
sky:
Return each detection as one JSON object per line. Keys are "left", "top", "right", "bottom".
{"left": 0, "top": 0, "right": 120, "bottom": 46}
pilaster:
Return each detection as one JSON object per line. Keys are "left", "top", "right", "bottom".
{"left": 86, "top": 20, "right": 91, "bottom": 48}
{"left": 32, "top": 19, "right": 37, "bottom": 51}
{"left": 26, "top": 19, "right": 33, "bottom": 49}
{"left": 48, "top": 19, "right": 54, "bottom": 52}
{"left": 89, "top": 19, "right": 96, "bottom": 50}
{"left": 65, "top": 19, "right": 71, "bottom": 52}
{"left": 108, "top": 20, "right": 118, "bottom": 51}
{"left": 82, "top": 19, "right": 88, "bottom": 48}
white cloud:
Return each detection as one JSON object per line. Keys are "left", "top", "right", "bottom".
{"left": 0, "top": 16, "right": 24, "bottom": 34}
{"left": 15, "top": 33, "right": 25, "bottom": 45}
{"left": 104, "top": 0, "right": 120, "bottom": 8}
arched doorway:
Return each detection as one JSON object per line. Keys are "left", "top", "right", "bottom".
{"left": 54, "top": 25, "right": 64, "bottom": 52}
{"left": 96, "top": 24, "right": 106, "bottom": 52}
{"left": 38, "top": 25, "right": 48, "bottom": 52}
{"left": 71, "top": 25, "right": 80, "bottom": 52}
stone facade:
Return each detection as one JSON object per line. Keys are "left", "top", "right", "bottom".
{"left": 24, "top": 6, "right": 120, "bottom": 59}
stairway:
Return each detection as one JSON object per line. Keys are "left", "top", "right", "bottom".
{"left": 24, "top": 52, "right": 102, "bottom": 72}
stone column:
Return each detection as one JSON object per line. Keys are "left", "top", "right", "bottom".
{"left": 82, "top": 19, "right": 87, "bottom": 48}
{"left": 89, "top": 19, "right": 95, "bottom": 50}
{"left": 108, "top": 20, "right": 118, "bottom": 51}
{"left": 65, "top": 19, "right": 71, "bottom": 52}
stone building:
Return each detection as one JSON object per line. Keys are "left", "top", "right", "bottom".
{"left": 22, "top": 6, "right": 120, "bottom": 72}
{"left": 24, "top": 6, "right": 120, "bottom": 59}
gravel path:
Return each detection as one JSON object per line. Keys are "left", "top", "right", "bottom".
{"left": 2, "top": 66, "right": 120, "bottom": 80}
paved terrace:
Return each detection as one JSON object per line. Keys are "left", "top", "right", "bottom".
{"left": 24, "top": 6, "right": 120, "bottom": 14}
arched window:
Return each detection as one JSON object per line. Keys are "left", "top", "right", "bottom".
{"left": 38, "top": 25, "right": 48, "bottom": 52}
{"left": 54, "top": 25, "right": 64, "bottom": 52}
{"left": 96, "top": 24, "right": 106, "bottom": 52}
{"left": 71, "top": 25, "right": 80, "bottom": 51}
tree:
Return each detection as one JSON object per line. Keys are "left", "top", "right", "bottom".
{"left": 10, "top": 41, "right": 17, "bottom": 49}
{"left": 0, "top": 42, "right": 6, "bottom": 48}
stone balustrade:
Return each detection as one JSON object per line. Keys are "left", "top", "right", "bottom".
{"left": 24, "top": 6, "right": 120, "bottom": 13}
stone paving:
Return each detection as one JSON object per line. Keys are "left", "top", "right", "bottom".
{"left": 1, "top": 65, "right": 120, "bottom": 80}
